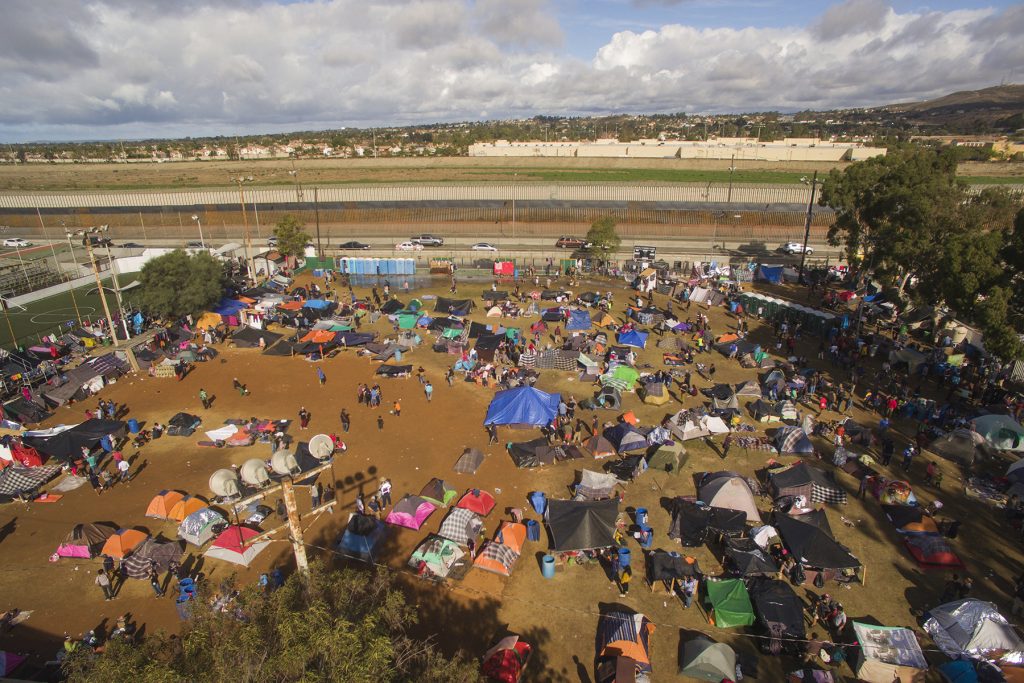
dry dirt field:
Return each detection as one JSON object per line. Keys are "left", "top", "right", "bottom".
{"left": 0, "top": 272, "right": 1021, "bottom": 682}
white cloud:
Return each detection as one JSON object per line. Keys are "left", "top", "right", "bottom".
{"left": 0, "top": 0, "right": 1016, "bottom": 140}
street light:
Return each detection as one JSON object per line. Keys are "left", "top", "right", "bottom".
{"left": 798, "top": 171, "right": 820, "bottom": 285}
{"left": 191, "top": 214, "right": 205, "bottom": 248}
{"left": 231, "top": 175, "right": 256, "bottom": 282}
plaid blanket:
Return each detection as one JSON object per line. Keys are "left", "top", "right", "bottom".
{"left": 0, "top": 464, "right": 62, "bottom": 496}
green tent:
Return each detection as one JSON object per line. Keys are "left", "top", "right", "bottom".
{"left": 705, "top": 579, "right": 755, "bottom": 629}
{"left": 409, "top": 298, "right": 423, "bottom": 311}
{"left": 397, "top": 313, "right": 419, "bottom": 329}
{"left": 647, "top": 442, "right": 686, "bottom": 474}
{"left": 442, "top": 327, "right": 463, "bottom": 339}
{"left": 611, "top": 365, "right": 639, "bottom": 386}
{"left": 408, "top": 536, "right": 464, "bottom": 578}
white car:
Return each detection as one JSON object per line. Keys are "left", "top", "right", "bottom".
{"left": 395, "top": 241, "right": 424, "bottom": 251}
{"left": 780, "top": 242, "right": 813, "bottom": 255}
{"left": 2, "top": 238, "right": 31, "bottom": 248}
{"left": 471, "top": 242, "right": 498, "bottom": 252}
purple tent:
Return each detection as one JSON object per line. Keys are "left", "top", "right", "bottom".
{"left": 385, "top": 495, "right": 436, "bottom": 530}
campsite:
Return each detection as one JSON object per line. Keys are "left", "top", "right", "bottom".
{"left": 1, "top": 260, "right": 1024, "bottom": 683}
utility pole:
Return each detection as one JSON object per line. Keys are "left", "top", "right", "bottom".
{"left": 727, "top": 154, "right": 735, "bottom": 204}
{"left": 79, "top": 227, "right": 119, "bottom": 348}
{"left": 61, "top": 226, "right": 83, "bottom": 325}
{"left": 314, "top": 187, "right": 322, "bottom": 259}
{"left": 281, "top": 479, "right": 310, "bottom": 578}
{"left": 233, "top": 176, "right": 256, "bottom": 281}
{"left": 798, "top": 171, "right": 819, "bottom": 285}
{"left": 1, "top": 299, "right": 17, "bottom": 351}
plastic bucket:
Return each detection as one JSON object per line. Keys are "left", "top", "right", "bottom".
{"left": 635, "top": 507, "right": 648, "bottom": 526}
{"left": 541, "top": 555, "right": 556, "bottom": 579}
{"left": 526, "top": 519, "right": 540, "bottom": 542}
{"left": 618, "top": 547, "right": 631, "bottom": 568}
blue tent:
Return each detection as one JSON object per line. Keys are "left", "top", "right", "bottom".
{"left": 303, "top": 299, "right": 331, "bottom": 310}
{"left": 339, "top": 516, "right": 386, "bottom": 562}
{"left": 484, "top": 387, "right": 561, "bottom": 426}
{"left": 213, "top": 298, "right": 247, "bottom": 316}
{"left": 617, "top": 330, "right": 649, "bottom": 349}
{"left": 567, "top": 310, "right": 592, "bottom": 331}
{"left": 756, "top": 266, "right": 783, "bottom": 284}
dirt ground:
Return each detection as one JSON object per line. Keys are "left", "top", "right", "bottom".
{"left": 0, "top": 270, "right": 1021, "bottom": 681}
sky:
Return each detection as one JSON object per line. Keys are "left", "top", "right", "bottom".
{"left": 0, "top": 0, "right": 1021, "bottom": 142}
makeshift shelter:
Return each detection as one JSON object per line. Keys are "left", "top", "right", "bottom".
{"left": 2, "top": 397, "right": 50, "bottom": 425}
{"left": 768, "top": 462, "right": 847, "bottom": 505}
{"left": 24, "top": 419, "right": 126, "bottom": 462}
{"left": 930, "top": 429, "right": 988, "bottom": 465}
{"left": 204, "top": 526, "right": 270, "bottom": 567}
{"left": 2, "top": 442, "right": 44, "bottom": 468}
{"left": 750, "top": 399, "right": 782, "bottom": 423}
{"left": 474, "top": 521, "right": 526, "bottom": 576}
{"left": 231, "top": 326, "right": 282, "bottom": 349}
{"left": 705, "top": 579, "right": 756, "bottom": 629}
{"left": 616, "top": 330, "right": 648, "bottom": 349}
{"left": 595, "top": 611, "right": 655, "bottom": 681}
{"left": 434, "top": 298, "right": 475, "bottom": 316}
{"left": 645, "top": 550, "right": 702, "bottom": 587}
{"left": 640, "top": 382, "right": 670, "bottom": 406}
{"left": 734, "top": 381, "right": 762, "bottom": 399}
{"left": 546, "top": 498, "right": 619, "bottom": 551}
{"left": 584, "top": 434, "right": 617, "bottom": 459}
{"left": 178, "top": 507, "right": 227, "bottom": 547}
{"left": 679, "top": 638, "right": 738, "bottom": 682}
{"left": 889, "top": 348, "right": 927, "bottom": 372}
{"left": 123, "top": 538, "right": 183, "bottom": 579}
{"left": 904, "top": 534, "right": 963, "bottom": 569}
{"left": 646, "top": 442, "right": 685, "bottom": 474}
{"left": 385, "top": 495, "right": 437, "bottom": 530}
{"left": 573, "top": 469, "right": 620, "bottom": 501}
{"left": 453, "top": 447, "right": 486, "bottom": 474}
{"left": 724, "top": 537, "right": 779, "bottom": 577}
{"left": 0, "top": 651, "right": 26, "bottom": 677}
{"left": 481, "top": 634, "right": 532, "bottom": 683}
{"left": 852, "top": 622, "right": 928, "bottom": 683}
{"left": 508, "top": 438, "right": 562, "bottom": 468}
{"left": 146, "top": 490, "right": 186, "bottom": 520}
{"left": 338, "top": 514, "right": 387, "bottom": 562}
{"left": 409, "top": 535, "right": 465, "bottom": 578}
{"left": 775, "top": 511, "right": 861, "bottom": 571}
{"left": 376, "top": 364, "right": 413, "bottom": 378}
{"left": 484, "top": 387, "right": 561, "bottom": 427}
{"left": 773, "top": 426, "right": 814, "bottom": 455}
{"left": 567, "top": 310, "right": 592, "bottom": 331}
{"left": 457, "top": 489, "right": 496, "bottom": 516}
{"left": 924, "top": 599, "right": 1024, "bottom": 665}
{"left": 882, "top": 505, "right": 940, "bottom": 535}
{"left": 438, "top": 507, "right": 484, "bottom": 546}
{"left": 698, "top": 472, "right": 761, "bottom": 523}
{"left": 100, "top": 528, "right": 148, "bottom": 558}
{"left": 419, "top": 478, "right": 457, "bottom": 507}
{"left": 56, "top": 522, "right": 117, "bottom": 558}
{"left": 748, "top": 579, "right": 807, "bottom": 655}
{"left": 0, "top": 462, "right": 61, "bottom": 499}
{"left": 604, "top": 423, "right": 648, "bottom": 453}
{"left": 974, "top": 415, "right": 1024, "bottom": 452}
{"left": 167, "top": 412, "right": 201, "bottom": 436}
{"left": 705, "top": 384, "right": 739, "bottom": 412}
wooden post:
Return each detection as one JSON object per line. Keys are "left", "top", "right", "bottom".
{"left": 281, "top": 479, "right": 310, "bottom": 578}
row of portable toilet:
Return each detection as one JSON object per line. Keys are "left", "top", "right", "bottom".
{"left": 338, "top": 257, "right": 416, "bottom": 275}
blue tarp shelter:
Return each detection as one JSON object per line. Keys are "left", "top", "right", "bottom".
{"left": 213, "top": 299, "right": 247, "bottom": 316}
{"left": 484, "top": 387, "right": 561, "bottom": 426}
{"left": 617, "top": 330, "right": 649, "bottom": 349}
{"left": 756, "top": 266, "right": 783, "bottom": 284}
{"left": 567, "top": 310, "right": 592, "bottom": 331}
{"left": 303, "top": 299, "right": 331, "bottom": 310}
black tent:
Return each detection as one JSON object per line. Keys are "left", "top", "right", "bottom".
{"left": 748, "top": 578, "right": 806, "bottom": 654}
{"left": 768, "top": 462, "right": 847, "bottom": 505}
{"left": 380, "top": 299, "right": 404, "bottom": 314}
{"left": 428, "top": 316, "right": 464, "bottom": 332}
{"left": 881, "top": 504, "right": 930, "bottom": 530}
{"left": 605, "top": 454, "right": 646, "bottom": 481}
{"left": 540, "top": 290, "right": 567, "bottom": 300}
{"left": 508, "top": 438, "right": 561, "bottom": 468}
{"left": 167, "top": 412, "right": 201, "bottom": 436}
{"left": 2, "top": 397, "right": 51, "bottom": 424}
{"left": 774, "top": 511, "right": 860, "bottom": 570}
{"left": 231, "top": 326, "right": 282, "bottom": 348}
{"left": 375, "top": 364, "right": 412, "bottom": 378}
{"left": 749, "top": 399, "right": 780, "bottom": 421}
{"left": 668, "top": 499, "right": 712, "bottom": 546}
{"left": 724, "top": 537, "right": 779, "bottom": 577}
{"left": 335, "top": 331, "right": 375, "bottom": 346}
{"left": 541, "top": 307, "right": 566, "bottom": 322}
{"left": 474, "top": 333, "right": 504, "bottom": 362}
{"left": 24, "top": 419, "right": 126, "bottom": 462}
{"left": 646, "top": 550, "right": 702, "bottom": 582}
{"left": 546, "top": 498, "right": 619, "bottom": 551}
{"left": 434, "top": 298, "right": 474, "bottom": 316}
{"left": 704, "top": 383, "right": 735, "bottom": 401}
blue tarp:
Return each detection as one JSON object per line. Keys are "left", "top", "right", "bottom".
{"left": 617, "top": 330, "right": 649, "bottom": 349}
{"left": 339, "top": 518, "right": 387, "bottom": 561}
{"left": 303, "top": 299, "right": 331, "bottom": 310}
{"left": 567, "top": 310, "right": 592, "bottom": 331}
{"left": 937, "top": 661, "right": 977, "bottom": 683}
{"left": 756, "top": 266, "right": 783, "bottom": 284}
{"left": 213, "top": 298, "right": 247, "bottom": 316}
{"left": 484, "top": 387, "right": 561, "bottom": 426}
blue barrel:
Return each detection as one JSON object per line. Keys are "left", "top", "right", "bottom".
{"left": 635, "top": 507, "right": 648, "bottom": 526}
{"left": 729, "top": 301, "right": 739, "bottom": 313}
{"left": 99, "top": 435, "right": 113, "bottom": 452}
{"left": 618, "top": 547, "right": 631, "bottom": 568}
{"left": 313, "top": 269, "right": 323, "bottom": 278}
{"left": 127, "top": 418, "right": 140, "bottom": 434}
{"left": 529, "top": 491, "right": 547, "bottom": 515}
{"left": 638, "top": 524, "right": 654, "bottom": 548}
{"left": 541, "top": 555, "right": 556, "bottom": 578}
{"left": 394, "top": 349, "right": 402, "bottom": 361}
{"left": 526, "top": 519, "right": 540, "bottom": 541}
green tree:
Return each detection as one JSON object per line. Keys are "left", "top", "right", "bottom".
{"left": 137, "top": 250, "right": 225, "bottom": 319}
{"left": 585, "top": 216, "right": 621, "bottom": 257}
{"left": 273, "top": 214, "right": 310, "bottom": 264}
{"left": 64, "top": 564, "right": 479, "bottom": 683}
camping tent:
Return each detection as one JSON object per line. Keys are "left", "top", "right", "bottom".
{"left": 474, "top": 521, "right": 527, "bottom": 577}
{"left": 546, "top": 498, "right": 618, "bottom": 551}
{"left": 734, "top": 381, "right": 762, "bottom": 399}
{"left": 596, "top": 611, "right": 655, "bottom": 681}
{"left": 56, "top": 522, "right": 117, "bottom": 558}
{"left": 640, "top": 382, "right": 670, "bottom": 406}
{"left": 168, "top": 495, "right": 207, "bottom": 522}
{"left": 123, "top": 538, "right": 183, "bottom": 579}
{"left": 748, "top": 578, "right": 807, "bottom": 654}
{"left": 881, "top": 505, "right": 939, "bottom": 535}
{"left": 924, "top": 599, "right": 1024, "bottom": 665}
{"left": 419, "top": 478, "right": 457, "bottom": 507}
{"left": 453, "top": 448, "right": 485, "bottom": 474}
{"left": 705, "top": 579, "right": 756, "bottom": 629}
{"left": 617, "top": 330, "right": 648, "bottom": 349}
{"left": 705, "top": 384, "right": 739, "bottom": 412}
{"left": 385, "top": 495, "right": 436, "bottom": 530}
{"left": 679, "top": 638, "right": 737, "bottom": 682}
{"left": 178, "top": 507, "right": 227, "bottom": 546}
{"left": 769, "top": 462, "right": 847, "bottom": 504}
{"left": 146, "top": 490, "right": 185, "bottom": 519}
{"left": 438, "top": 507, "right": 484, "bottom": 545}
{"left": 698, "top": 472, "right": 761, "bottom": 523}
{"left": 647, "top": 442, "right": 685, "bottom": 474}
{"left": 409, "top": 535, "right": 465, "bottom": 578}
{"left": 508, "top": 438, "right": 562, "bottom": 468}
{"left": 852, "top": 622, "right": 929, "bottom": 683}
{"left": 773, "top": 426, "right": 814, "bottom": 454}
{"left": 457, "top": 489, "right": 496, "bottom": 516}
{"left": 584, "top": 434, "right": 617, "bottom": 459}
{"left": 204, "top": 526, "right": 270, "bottom": 567}
{"left": 775, "top": 511, "right": 861, "bottom": 570}
{"left": 567, "top": 310, "right": 592, "bottom": 331}
{"left": 595, "top": 386, "right": 624, "bottom": 410}
{"left": 603, "top": 423, "right": 648, "bottom": 453}
{"left": 974, "top": 415, "right": 1024, "bottom": 452}
{"left": 338, "top": 514, "right": 387, "bottom": 562}
{"left": 930, "top": 429, "right": 988, "bottom": 465}
{"left": 904, "top": 534, "right": 963, "bottom": 569}
{"left": 484, "top": 387, "right": 561, "bottom": 427}
{"left": 573, "top": 470, "right": 620, "bottom": 501}
{"left": 101, "top": 528, "right": 148, "bottom": 558}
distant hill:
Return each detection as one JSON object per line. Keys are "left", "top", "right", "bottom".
{"left": 880, "top": 85, "right": 1024, "bottom": 129}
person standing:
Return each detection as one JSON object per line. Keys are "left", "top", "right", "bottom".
{"left": 487, "top": 423, "right": 498, "bottom": 444}
{"left": 393, "top": 400, "right": 401, "bottom": 417}
{"left": 106, "top": 401, "right": 117, "bottom": 420}
{"left": 355, "top": 493, "right": 365, "bottom": 515}
{"left": 340, "top": 409, "right": 351, "bottom": 433}
{"left": 199, "top": 389, "right": 210, "bottom": 410}
{"left": 377, "top": 414, "right": 384, "bottom": 431}
{"left": 317, "top": 367, "right": 326, "bottom": 387}
{"left": 722, "top": 435, "right": 732, "bottom": 458}
{"left": 117, "top": 458, "right": 131, "bottom": 483}
{"left": 467, "top": 537, "right": 476, "bottom": 559}
{"left": 149, "top": 566, "right": 164, "bottom": 598}
{"left": 680, "top": 575, "right": 698, "bottom": 609}
{"left": 902, "top": 445, "right": 916, "bottom": 473}
{"left": 95, "top": 569, "right": 114, "bottom": 601}
{"left": 299, "top": 407, "right": 311, "bottom": 430}
{"left": 618, "top": 565, "right": 632, "bottom": 597}
{"left": 311, "top": 482, "right": 322, "bottom": 509}
{"left": 379, "top": 479, "right": 392, "bottom": 508}
{"left": 424, "top": 382, "right": 433, "bottom": 402}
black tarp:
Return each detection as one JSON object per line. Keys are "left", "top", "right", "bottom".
{"left": 704, "top": 383, "right": 735, "bottom": 401}
{"left": 748, "top": 578, "right": 806, "bottom": 639}
{"left": 335, "top": 331, "right": 375, "bottom": 346}
{"left": 380, "top": 299, "right": 404, "bottom": 314}
{"left": 775, "top": 511, "right": 860, "bottom": 569}
{"left": 232, "top": 327, "right": 282, "bottom": 348}
{"left": 508, "top": 438, "right": 560, "bottom": 468}
{"left": 605, "top": 454, "right": 646, "bottom": 481}
{"left": 881, "top": 504, "right": 929, "bottom": 529}
{"left": 482, "top": 291, "right": 508, "bottom": 302}
{"left": 540, "top": 290, "right": 567, "bottom": 300}
{"left": 542, "top": 307, "right": 567, "bottom": 322}
{"left": 724, "top": 537, "right": 779, "bottom": 576}
{"left": 434, "top": 298, "right": 474, "bottom": 316}
{"left": 375, "top": 364, "right": 412, "bottom": 377}
{"left": 646, "top": 550, "right": 702, "bottom": 582}
{"left": 428, "top": 316, "right": 464, "bottom": 332}
{"left": 468, "top": 322, "right": 490, "bottom": 339}
{"left": 668, "top": 499, "right": 712, "bottom": 546}
{"left": 2, "top": 397, "right": 51, "bottom": 424}
{"left": 708, "top": 507, "right": 747, "bottom": 535}
{"left": 475, "top": 333, "right": 504, "bottom": 362}
{"left": 347, "top": 513, "right": 378, "bottom": 536}
{"left": 546, "top": 498, "right": 619, "bottom": 551}
{"left": 167, "top": 413, "right": 201, "bottom": 436}
{"left": 25, "top": 419, "right": 126, "bottom": 462}
{"left": 263, "top": 340, "right": 297, "bottom": 356}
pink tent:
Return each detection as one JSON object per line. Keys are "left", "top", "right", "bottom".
{"left": 0, "top": 651, "right": 26, "bottom": 677}
{"left": 385, "top": 495, "right": 436, "bottom": 530}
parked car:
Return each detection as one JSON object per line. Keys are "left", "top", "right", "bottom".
{"left": 471, "top": 242, "right": 498, "bottom": 252}
{"left": 120, "top": 242, "right": 144, "bottom": 248}
{"left": 555, "top": 236, "right": 587, "bottom": 249}
{"left": 185, "top": 241, "right": 205, "bottom": 249}
{"left": 2, "top": 238, "right": 31, "bottom": 248}
{"left": 338, "top": 241, "right": 371, "bottom": 250}
{"left": 410, "top": 234, "right": 444, "bottom": 247}
{"left": 779, "top": 242, "right": 813, "bottom": 255}
{"left": 267, "top": 236, "right": 278, "bottom": 247}
{"left": 395, "top": 241, "right": 424, "bottom": 251}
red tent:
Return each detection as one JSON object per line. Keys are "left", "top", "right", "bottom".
{"left": 904, "top": 535, "right": 963, "bottom": 569}
{"left": 12, "top": 443, "right": 45, "bottom": 467}
{"left": 482, "top": 636, "right": 531, "bottom": 683}
{"left": 493, "top": 261, "right": 515, "bottom": 277}
{"left": 457, "top": 489, "right": 496, "bottom": 517}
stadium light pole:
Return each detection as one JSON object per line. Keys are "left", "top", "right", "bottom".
{"left": 798, "top": 171, "right": 819, "bottom": 285}
{"left": 60, "top": 222, "right": 83, "bottom": 325}
{"left": 727, "top": 154, "right": 736, "bottom": 204}
{"left": 74, "top": 226, "right": 119, "bottom": 348}
{"left": 191, "top": 214, "right": 205, "bottom": 248}
{"left": 231, "top": 176, "right": 256, "bottom": 282}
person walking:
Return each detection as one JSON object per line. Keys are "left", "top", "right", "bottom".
{"left": 379, "top": 479, "right": 392, "bottom": 508}
{"left": 233, "top": 378, "right": 249, "bottom": 397}
{"left": 340, "top": 409, "right": 351, "bottom": 433}
{"left": 393, "top": 400, "right": 401, "bottom": 417}
{"left": 317, "top": 367, "right": 326, "bottom": 386}
{"left": 424, "top": 382, "right": 433, "bottom": 402}
{"left": 117, "top": 458, "right": 131, "bottom": 483}
{"left": 355, "top": 493, "right": 365, "bottom": 515}
{"left": 487, "top": 423, "right": 498, "bottom": 444}
{"left": 199, "top": 388, "right": 210, "bottom": 410}
{"left": 902, "top": 444, "right": 916, "bottom": 473}
{"left": 148, "top": 566, "right": 164, "bottom": 598}
{"left": 377, "top": 414, "right": 384, "bottom": 431}
{"left": 618, "top": 565, "right": 632, "bottom": 597}
{"left": 95, "top": 569, "right": 114, "bottom": 601}
{"left": 299, "top": 407, "right": 311, "bottom": 430}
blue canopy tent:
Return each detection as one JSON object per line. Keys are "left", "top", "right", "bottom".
{"left": 484, "top": 387, "right": 561, "bottom": 427}
{"left": 567, "top": 310, "right": 592, "bottom": 331}
{"left": 617, "top": 330, "right": 649, "bottom": 349}
{"left": 756, "top": 266, "right": 783, "bottom": 284}
{"left": 302, "top": 299, "right": 332, "bottom": 310}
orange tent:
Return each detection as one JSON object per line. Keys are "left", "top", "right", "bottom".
{"left": 474, "top": 522, "right": 527, "bottom": 576}
{"left": 101, "top": 529, "right": 149, "bottom": 558}
{"left": 168, "top": 496, "right": 207, "bottom": 522}
{"left": 300, "top": 329, "right": 336, "bottom": 344}
{"left": 621, "top": 411, "right": 639, "bottom": 426}
{"left": 145, "top": 490, "right": 185, "bottom": 519}
{"left": 279, "top": 300, "right": 305, "bottom": 311}
{"left": 716, "top": 333, "right": 739, "bottom": 344}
